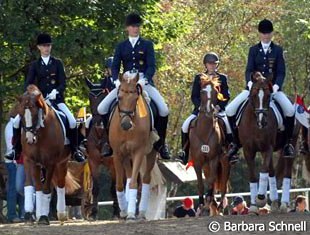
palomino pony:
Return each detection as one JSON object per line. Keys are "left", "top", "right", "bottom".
{"left": 18, "top": 85, "right": 77, "bottom": 225}
{"left": 84, "top": 78, "right": 119, "bottom": 220}
{"left": 188, "top": 74, "right": 230, "bottom": 216}
{"left": 109, "top": 72, "right": 158, "bottom": 221}
{"left": 239, "top": 72, "right": 293, "bottom": 213}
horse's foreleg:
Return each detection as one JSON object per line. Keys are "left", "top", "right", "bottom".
{"left": 244, "top": 148, "right": 258, "bottom": 212}
{"left": 88, "top": 159, "right": 100, "bottom": 220}
{"left": 194, "top": 163, "right": 204, "bottom": 207}
{"left": 280, "top": 157, "right": 294, "bottom": 213}
{"left": 256, "top": 148, "right": 273, "bottom": 207}
{"left": 55, "top": 161, "right": 68, "bottom": 222}
{"left": 123, "top": 157, "right": 132, "bottom": 203}
{"left": 33, "top": 164, "right": 44, "bottom": 221}
{"left": 267, "top": 151, "right": 279, "bottom": 211}
{"left": 113, "top": 156, "right": 127, "bottom": 218}
{"left": 38, "top": 164, "right": 56, "bottom": 225}
{"left": 127, "top": 151, "right": 145, "bottom": 219}
{"left": 24, "top": 159, "right": 36, "bottom": 223}
{"left": 139, "top": 149, "right": 157, "bottom": 219}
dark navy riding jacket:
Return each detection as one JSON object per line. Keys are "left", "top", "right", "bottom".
{"left": 111, "top": 37, "right": 156, "bottom": 86}
{"left": 191, "top": 71, "right": 230, "bottom": 115}
{"left": 25, "top": 56, "right": 66, "bottom": 103}
{"left": 245, "top": 42, "right": 286, "bottom": 89}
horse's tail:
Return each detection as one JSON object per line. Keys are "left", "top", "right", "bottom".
{"left": 52, "top": 168, "right": 81, "bottom": 195}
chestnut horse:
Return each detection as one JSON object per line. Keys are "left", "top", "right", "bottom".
{"left": 84, "top": 78, "right": 119, "bottom": 220}
{"left": 188, "top": 74, "right": 230, "bottom": 216}
{"left": 109, "top": 72, "right": 158, "bottom": 221}
{"left": 18, "top": 85, "right": 77, "bottom": 225}
{"left": 239, "top": 72, "right": 293, "bottom": 214}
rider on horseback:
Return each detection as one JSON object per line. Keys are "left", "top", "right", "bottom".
{"left": 97, "top": 13, "right": 170, "bottom": 159}
{"left": 226, "top": 19, "right": 295, "bottom": 158}
{"left": 5, "top": 33, "right": 86, "bottom": 163}
{"left": 178, "top": 52, "right": 239, "bottom": 165}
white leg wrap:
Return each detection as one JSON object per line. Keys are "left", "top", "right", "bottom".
{"left": 127, "top": 189, "right": 138, "bottom": 215}
{"left": 56, "top": 187, "right": 66, "bottom": 213}
{"left": 139, "top": 184, "right": 150, "bottom": 213}
{"left": 258, "top": 172, "right": 269, "bottom": 195}
{"left": 41, "top": 193, "right": 51, "bottom": 216}
{"left": 116, "top": 191, "right": 128, "bottom": 212}
{"left": 268, "top": 176, "right": 278, "bottom": 201}
{"left": 250, "top": 182, "right": 258, "bottom": 205}
{"left": 281, "top": 178, "right": 291, "bottom": 203}
{"left": 24, "top": 186, "right": 35, "bottom": 212}
{"left": 35, "top": 191, "right": 43, "bottom": 219}
{"left": 125, "top": 178, "right": 131, "bottom": 202}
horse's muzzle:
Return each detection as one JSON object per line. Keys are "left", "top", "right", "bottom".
{"left": 121, "top": 116, "right": 133, "bottom": 131}
{"left": 26, "top": 132, "right": 37, "bottom": 144}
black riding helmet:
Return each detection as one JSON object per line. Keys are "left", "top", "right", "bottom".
{"left": 37, "top": 33, "right": 52, "bottom": 45}
{"left": 203, "top": 52, "right": 220, "bottom": 65}
{"left": 125, "top": 13, "right": 143, "bottom": 27}
{"left": 258, "top": 19, "right": 273, "bottom": 34}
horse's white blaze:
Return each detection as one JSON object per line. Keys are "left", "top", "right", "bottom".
{"left": 204, "top": 85, "right": 212, "bottom": 112}
{"left": 258, "top": 89, "right": 264, "bottom": 123}
{"left": 25, "top": 108, "right": 32, "bottom": 128}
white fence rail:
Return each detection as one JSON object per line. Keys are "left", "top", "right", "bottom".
{"left": 98, "top": 187, "right": 310, "bottom": 209}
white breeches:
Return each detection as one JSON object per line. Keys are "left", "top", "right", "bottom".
{"left": 5, "top": 118, "right": 14, "bottom": 154}
{"left": 272, "top": 91, "right": 295, "bottom": 117}
{"left": 181, "top": 114, "right": 197, "bottom": 133}
{"left": 225, "top": 90, "right": 249, "bottom": 117}
{"left": 98, "top": 85, "right": 169, "bottom": 117}
{"left": 57, "top": 103, "right": 77, "bottom": 129}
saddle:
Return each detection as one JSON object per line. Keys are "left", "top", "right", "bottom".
{"left": 235, "top": 98, "right": 285, "bottom": 131}
{"left": 49, "top": 103, "right": 70, "bottom": 145}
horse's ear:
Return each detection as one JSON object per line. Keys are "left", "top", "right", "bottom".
{"left": 35, "top": 93, "right": 44, "bottom": 109}
{"left": 119, "top": 73, "right": 123, "bottom": 83}
{"left": 133, "top": 73, "right": 139, "bottom": 83}
{"left": 85, "top": 77, "right": 94, "bottom": 89}
{"left": 251, "top": 72, "right": 260, "bottom": 83}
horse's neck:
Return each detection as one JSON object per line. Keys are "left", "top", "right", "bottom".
{"left": 197, "top": 112, "right": 215, "bottom": 129}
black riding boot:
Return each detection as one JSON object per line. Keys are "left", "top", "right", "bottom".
{"left": 5, "top": 127, "right": 22, "bottom": 161}
{"left": 283, "top": 116, "right": 295, "bottom": 157}
{"left": 68, "top": 127, "right": 86, "bottom": 163}
{"left": 154, "top": 116, "right": 170, "bottom": 160}
{"left": 178, "top": 131, "right": 189, "bottom": 165}
{"left": 227, "top": 116, "right": 240, "bottom": 163}
{"left": 300, "top": 127, "right": 309, "bottom": 154}
{"left": 100, "top": 114, "right": 113, "bottom": 157}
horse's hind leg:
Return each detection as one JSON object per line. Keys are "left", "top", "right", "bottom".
{"left": 55, "top": 161, "right": 68, "bottom": 223}
{"left": 138, "top": 149, "right": 157, "bottom": 219}
{"left": 114, "top": 156, "right": 127, "bottom": 218}
{"left": 194, "top": 161, "right": 205, "bottom": 210}
{"left": 88, "top": 159, "right": 100, "bottom": 220}
{"left": 218, "top": 157, "right": 230, "bottom": 215}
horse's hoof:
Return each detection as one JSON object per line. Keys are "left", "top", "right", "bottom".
{"left": 249, "top": 205, "right": 259, "bottom": 215}
{"left": 270, "top": 201, "right": 279, "bottom": 212}
{"left": 120, "top": 211, "right": 128, "bottom": 219}
{"left": 38, "top": 215, "right": 50, "bottom": 225}
{"left": 256, "top": 194, "right": 267, "bottom": 208}
{"left": 126, "top": 213, "right": 136, "bottom": 223}
{"left": 137, "top": 211, "right": 146, "bottom": 221}
{"left": 24, "top": 212, "right": 35, "bottom": 225}
{"left": 57, "top": 212, "right": 67, "bottom": 222}
{"left": 279, "top": 202, "right": 289, "bottom": 213}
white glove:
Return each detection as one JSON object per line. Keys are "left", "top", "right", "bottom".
{"left": 247, "top": 81, "right": 253, "bottom": 90}
{"left": 273, "top": 84, "right": 279, "bottom": 93}
{"left": 137, "top": 78, "right": 147, "bottom": 87}
{"left": 48, "top": 89, "right": 58, "bottom": 100}
{"left": 114, "top": 79, "right": 120, "bottom": 88}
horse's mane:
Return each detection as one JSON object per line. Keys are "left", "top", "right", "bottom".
{"left": 200, "top": 73, "right": 221, "bottom": 88}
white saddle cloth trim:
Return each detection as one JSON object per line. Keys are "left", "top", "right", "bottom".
{"left": 85, "top": 115, "right": 93, "bottom": 129}
{"left": 270, "top": 101, "right": 285, "bottom": 131}
{"left": 294, "top": 103, "right": 310, "bottom": 128}
{"left": 50, "top": 106, "right": 70, "bottom": 145}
